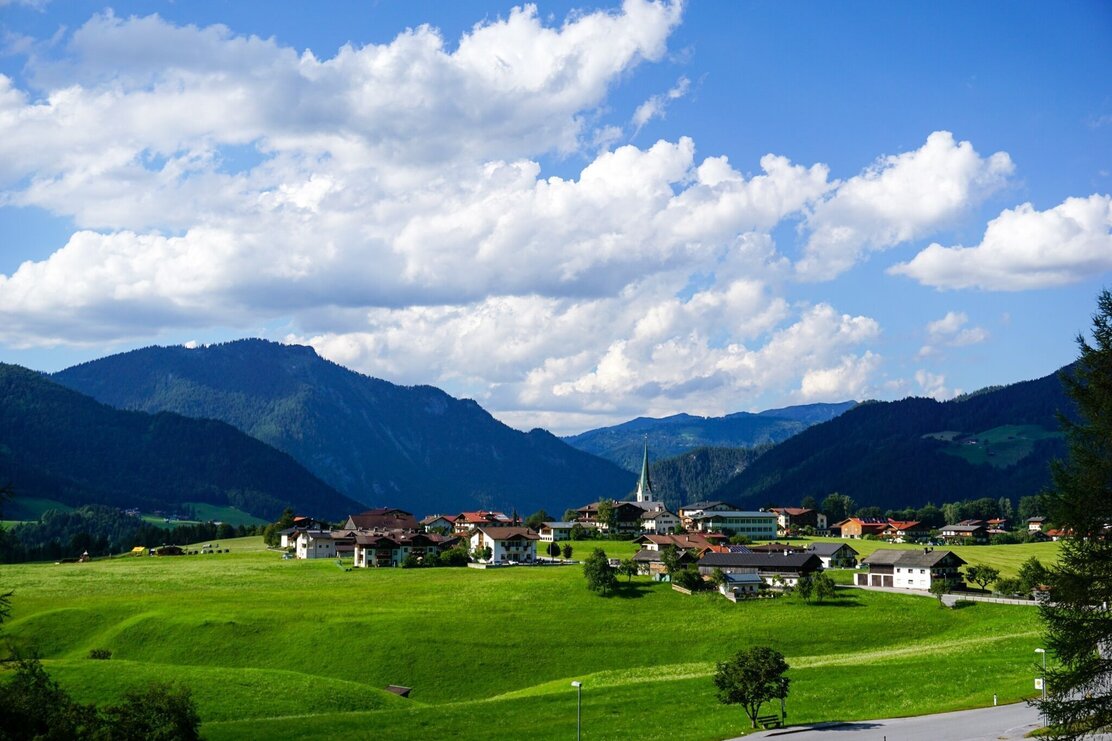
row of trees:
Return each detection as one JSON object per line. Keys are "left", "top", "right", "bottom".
{"left": 801, "top": 492, "right": 1044, "bottom": 530}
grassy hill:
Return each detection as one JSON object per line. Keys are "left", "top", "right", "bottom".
{"left": 53, "top": 339, "right": 635, "bottom": 515}
{"left": 0, "top": 537, "right": 1054, "bottom": 739}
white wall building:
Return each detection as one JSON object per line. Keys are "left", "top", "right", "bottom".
{"left": 688, "top": 511, "right": 777, "bottom": 539}
{"left": 469, "top": 527, "right": 539, "bottom": 564}
{"left": 295, "top": 530, "right": 335, "bottom": 559}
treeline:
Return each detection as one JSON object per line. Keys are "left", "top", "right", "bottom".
{"left": 0, "top": 505, "right": 263, "bottom": 563}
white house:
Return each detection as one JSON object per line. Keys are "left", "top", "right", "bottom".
{"left": 806, "top": 542, "right": 859, "bottom": 569}
{"left": 469, "top": 527, "right": 540, "bottom": 564}
{"left": 295, "top": 530, "right": 336, "bottom": 560}
{"left": 538, "top": 522, "right": 576, "bottom": 542}
{"left": 688, "top": 511, "right": 777, "bottom": 539}
{"left": 640, "top": 509, "right": 681, "bottom": 534}
{"left": 857, "top": 548, "right": 966, "bottom": 589}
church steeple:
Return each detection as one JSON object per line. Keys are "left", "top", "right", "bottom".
{"left": 636, "top": 442, "right": 653, "bottom": 502}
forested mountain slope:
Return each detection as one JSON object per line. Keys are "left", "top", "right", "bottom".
{"left": 714, "top": 366, "right": 1076, "bottom": 510}
{"left": 0, "top": 364, "right": 360, "bottom": 520}
{"left": 565, "top": 402, "right": 855, "bottom": 471}
{"left": 54, "top": 340, "right": 634, "bottom": 515}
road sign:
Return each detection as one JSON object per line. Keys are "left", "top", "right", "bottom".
{"left": 1035, "top": 678, "right": 1044, "bottom": 690}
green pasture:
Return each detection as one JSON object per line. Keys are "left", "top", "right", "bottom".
{"left": 4, "top": 496, "right": 73, "bottom": 521}
{"left": 792, "top": 537, "right": 1060, "bottom": 578}
{"left": 0, "top": 536, "right": 1050, "bottom": 740}
{"left": 937, "top": 424, "right": 1061, "bottom": 468}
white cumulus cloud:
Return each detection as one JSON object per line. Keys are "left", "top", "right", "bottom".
{"left": 890, "top": 194, "right": 1112, "bottom": 290}
{"left": 795, "top": 131, "right": 1014, "bottom": 281}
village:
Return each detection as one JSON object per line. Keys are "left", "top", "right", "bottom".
{"left": 278, "top": 447, "right": 1055, "bottom": 601}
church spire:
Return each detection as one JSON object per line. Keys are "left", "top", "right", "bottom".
{"left": 636, "top": 441, "right": 652, "bottom": 502}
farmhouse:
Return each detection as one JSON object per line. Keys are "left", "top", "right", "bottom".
{"left": 639, "top": 509, "right": 681, "bottom": 534}
{"left": 538, "top": 521, "right": 576, "bottom": 542}
{"left": 469, "top": 527, "right": 539, "bottom": 564}
{"left": 806, "top": 542, "right": 859, "bottom": 569}
{"left": 344, "top": 508, "right": 419, "bottom": 532}
{"left": 453, "top": 511, "right": 512, "bottom": 534}
{"left": 1027, "top": 516, "right": 1047, "bottom": 533}
{"left": 352, "top": 532, "right": 457, "bottom": 568}
{"left": 881, "top": 520, "right": 926, "bottom": 542}
{"left": 574, "top": 501, "right": 646, "bottom": 535}
{"left": 940, "top": 522, "right": 988, "bottom": 544}
{"left": 834, "top": 517, "right": 888, "bottom": 538}
{"left": 769, "top": 507, "right": 828, "bottom": 535}
{"left": 420, "top": 514, "right": 455, "bottom": 533}
{"left": 687, "top": 510, "right": 777, "bottom": 539}
{"left": 719, "top": 571, "right": 764, "bottom": 597}
{"left": 632, "top": 546, "right": 697, "bottom": 579}
{"left": 678, "top": 500, "right": 738, "bottom": 530}
{"left": 634, "top": 533, "right": 726, "bottom": 553}
{"left": 697, "top": 551, "right": 822, "bottom": 586}
{"left": 856, "top": 548, "right": 966, "bottom": 589}
{"left": 295, "top": 530, "right": 336, "bottom": 559}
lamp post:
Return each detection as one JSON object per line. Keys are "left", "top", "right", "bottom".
{"left": 571, "top": 681, "right": 582, "bottom": 741}
{"left": 1035, "top": 648, "right": 1047, "bottom": 728}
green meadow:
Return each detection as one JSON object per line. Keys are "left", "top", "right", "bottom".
{"left": 0, "top": 537, "right": 1052, "bottom": 740}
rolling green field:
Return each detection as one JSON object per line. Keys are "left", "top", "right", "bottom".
{"left": 0, "top": 537, "right": 1051, "bottom": 740}
{"left": 935, "top": 424, "right": 1062, "bottom": 468}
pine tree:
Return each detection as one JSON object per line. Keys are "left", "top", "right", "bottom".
{"left": 1038, "top": 289, "right": 1112, "bottom": 738}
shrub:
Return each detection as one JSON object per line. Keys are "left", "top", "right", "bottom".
{"left": 88, "top": 648, "right": 112, "bottom": 660}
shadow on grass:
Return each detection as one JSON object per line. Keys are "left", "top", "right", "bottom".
{"left": 613, "top": 582, "right": 655, "bottom": 599}
{"left": 803, "top": 599, "right": 865, "bottom": 608}
{"left": 950, "top": 599, "right": 977, "bottom": 609}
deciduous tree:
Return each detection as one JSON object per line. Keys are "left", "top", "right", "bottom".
{"left": 713, "top": 647, "right": 790, "bottom": 729}
{"left": 814, "top": 573, "right": 837, "bottom": 603}
{"left": 965, "top": 564, "right": 1000, "bottom": 592}
{"left": 796, "top": 575, "right": 814, "bottom": 602}
{"left": 582, "top": 548, "right": 617, "bottom": 596}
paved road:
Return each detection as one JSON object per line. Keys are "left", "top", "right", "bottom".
{"left": 736, "top": 702, "right": 1047, "bottom": 741}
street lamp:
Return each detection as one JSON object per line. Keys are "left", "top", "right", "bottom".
{"left": 571, "top": 681, "right": 582, "bottom": 741}
{"left": 1035, "top": 648, "right": 1047, "bottom": 728}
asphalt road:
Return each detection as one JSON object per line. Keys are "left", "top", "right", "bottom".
{"left": 736, "top": 702, "right": 1048, "bottom": 741}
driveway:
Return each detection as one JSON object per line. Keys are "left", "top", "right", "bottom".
{"left": 735, "top": 702, "right": 1050, "bottom": 741}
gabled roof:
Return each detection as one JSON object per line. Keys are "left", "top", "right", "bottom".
{"left": 632, "top": 547, "right": 695, "bottom": 563}
{"left": 455, "top": 511, "right": 511, "bottom": 524}
{"left": 636, "top": 533, "right": 719, "bottom": 550}
{"left": 1027, "top": 516, "right": 1047, "bottom": 523}
{"left": 347, "top": 509, "right": 419, "bottom": 531}
{"left": 698, "top": 552, "right": 822, "bottom": 570}
{"left": 640, "top": 509, "right": 677, "bottom": 520}
{"left": 770, "top": 507, "right": 816, "bottom": 517}
{"left": 806, "top": 542, "right": 859, "bottom": 557}
{"left": 541, "top": 521, "right": 578, "bottom": 529}
{"left": 679, "top": 500, "right": 739, "bottom": 512}
{"left": 862, "top": 548, "right": 965, "bottom": 568}
{"left": 473, "top": 526, "right": 539, "bottom": 541}
{"left": 941, "top": 524, "right": 986, "bottom": 533}
{"left": 419, "top": 514, "right": 453, "bottom": 525}
{"left": 884, "top": 520, "right": 923, "bottom": 531}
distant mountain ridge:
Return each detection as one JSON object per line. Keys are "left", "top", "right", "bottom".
{"left": 648, "top": 446, "right": 766, "bottom": 511}
{"left": 53, "top": 339, "right": 635, "bottom": 516}
{"left": 713, "top": 366, "right": 1076, "bottom": 510}
{"left": 564, "top": 401, "right": 856, "bottom": 471}
{"left": 0, "top": 363, "right": 360, "bottom": 520}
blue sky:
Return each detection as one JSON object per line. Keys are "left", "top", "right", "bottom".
{"left": 0, "top": 0, "right": 1109, "bottom": 433}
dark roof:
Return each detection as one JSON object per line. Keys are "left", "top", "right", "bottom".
{"left": 863, "top": 549, "right": 965, "bottom": 568}
{"left": 806, "top": 542, "right": 859, "bottom": 557}
{"left": 681, "top": 500, "right": 738, "bottom": 511}
{"left": 942, "top": 524, "right": 986, "bottom": 533}
{"left": 348, "top": 509, "right": 419, "bottom": 531}
{"left": 698, "top": 552, "right": 822, "bottom": 570}
{"left": 385, "top": 685, "right": 412, "bottom": 698}
{"left": 633, "top": 547, "right": 695, "bottom": 563}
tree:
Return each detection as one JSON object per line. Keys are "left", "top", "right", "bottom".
{"left": 1018, "top": 495, "right": 1044, "bottom": 521}
{"left": 1017, "top": 556, "right": 1049, "bottom": 594}
{"left": 525, "top": 509, "right": 550, "bottom": 531}
{"left": 929, "top": 578, "right": 949, "bottom": 607}
{"left": 263, "top": 506, "right": 296, "bottom": 547}
{"left": 821, "top": 493, "right": 855, "bottom": 524}
{"left": 994, "top": 577, "right": 1023, "bottom": 597}
{"left": 796, "top": 575, "right": 814, "bottom": 602}
{"left": 618, "top": 558, "right": 638, "bottom": 583}
{"left": 1038, "top": 289, "right": 1112, "bottom": 738}
{"left": 856, "top": 506, "right": 883, "bottom": 518}
{"left": 102, "top": 683, "right": 202, "bottom": 741}
{"left": 660, "top": 545, "right": 684, "bottom": 577}
{"left": 562, "top": 508, "right": 580, "bottom": 523}
{"left": 713, "top": 646, "right": 790, "bottom": 729}
{"left": 596, "top": 499, "right": 617, "bottom": 534}
{"left": 561, "top": 543, "right": 573, "bottom": 561}
{"left": 547, "top": 541, "right": 561, "bottom": 559}
{"left": 674, "top": 566, "right": 703, "bottom": 591}
{"left": 582, "top": 548, "right": 617, "bottom": 596}
{"left": 800, "top": 495, "right": 818, "bottom": 511}
{"left": 711, "top": 567, "right": 728, "bottom": 590}
{"left": 965, "top": 564, "right": 1000, "bottom": 592}
{"left": 814, "top": 572, "right": 837, "bottom": 603}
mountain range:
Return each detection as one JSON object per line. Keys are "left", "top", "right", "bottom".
{"left": 713, "top": 364, "right": 1075, "bottom": 511}
{"left": 564, "top": 401, "right": 856, "bottom": 471}
{"left": 53, "top": 339, "right": 635, "bottom": 516}
{"left": 0, "top": 363, "right": 360, "bottom": 520}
